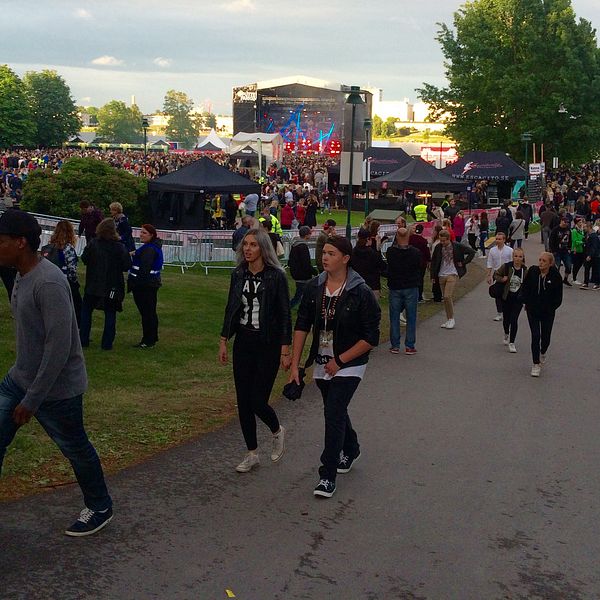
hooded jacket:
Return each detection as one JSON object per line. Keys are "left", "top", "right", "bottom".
{"left": 520, "top": 265, "right": 563, "bottom": 316}
{"left": 294, "top": 268, "right": 381, "bottom": 368}
{"left": 288, "top": 238, "right": 316, "bottom": 282}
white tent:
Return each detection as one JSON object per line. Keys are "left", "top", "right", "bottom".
{"left": 196, "top": 128, "right": 229, "bottom": 150}
{"left": 230, "top": 132, "right": 284, "bottom": 166}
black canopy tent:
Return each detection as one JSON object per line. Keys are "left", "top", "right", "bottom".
{"left": 196, "top": 141, "right": 223, "bottom": 153}
{"left": 229, "top": 145, "right": 264, "bottom": 167}
{"left": 443, "top": 151, "right": 526, "bottom": 204}
{"left": 370, "top": 158, "right": 467, "bottom": 192}
{"left": 365, "top": 147, "right": 413, "bottom": 178}
{"left": 148, "top": 157, "right": 260, "bottom": 229}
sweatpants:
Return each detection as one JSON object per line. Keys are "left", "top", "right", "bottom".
{"left": 232, "top": 328, "right": 280, "bottom": 451}
{"left": 526, "top": 309, "right": 555, "bottom": 365}
{"left": 315, "top": 377, "right": 361, "bottom": 482}
{"left": 502, "top": 293, "right": 523, "bottom": 343}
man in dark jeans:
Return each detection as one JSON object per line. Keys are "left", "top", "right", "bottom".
{"left": 0, "top": 210, "right": 113, "bottom": 537}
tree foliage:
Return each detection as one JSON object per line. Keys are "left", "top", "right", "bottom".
{"left": 0, "top": 65, "right": 35, "bottom": 147}
{"left": 96, "top": 101, "right": 143, "bottom": 143}
{"left": 164, "top": 90, "right": 198, "bottom": 149}
{"left": 22, "top": 157, "right": 149, "bottom": 224}
{"left": 23, "top": 70, "right": 81, "bottom": 147}
{"left": 418, "top": 0, "right": 600, "bottom": 163}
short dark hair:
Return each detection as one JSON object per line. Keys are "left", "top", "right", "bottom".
{"left": 324, "top": 235, "right": 352, "bottom": 256}
{"left": 79, "top": 200, "right": 91, "bottom": 209}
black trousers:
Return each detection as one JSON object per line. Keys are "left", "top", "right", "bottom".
{"left": 572, "top": 253, "right": 585, "bottom": 281}
{"left": 132, "top": 287, "right": 159, "bottom": 345}
{"left": 467, "top": 233, "right": 478, "bottom": 251}
{"left": 502, "top": 293, "right": 523, "bottom": 343}
{"left": 432, "top": 279, "right": 442, "bottom": 302}
{"left": 526, "top": 309, "right": 555, "bottom": 365}
{"left": 584, "top": 257, "right": 600, "bottom": 284}
{"left": 315, "top": 376, "right": 361, "bottom": 481}
{"left": 232, "top": 329, "right": 280, "bottom": 451}
{"left": 418, "top": 266, "right": 426, "bottom": 301}
{"left": 69, "top": 280, "right": 82, "bottom": 327}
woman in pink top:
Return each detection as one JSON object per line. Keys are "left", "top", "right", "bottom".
{"left": 453, "top": 211, "right": 465, "bottom": 243}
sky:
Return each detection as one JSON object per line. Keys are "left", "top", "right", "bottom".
{"left": 3, "top": 0, "right": 600, "bottom": 115}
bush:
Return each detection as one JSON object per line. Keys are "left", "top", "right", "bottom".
{"left": 22, "top": 157, "right": 149, "bottom": 225}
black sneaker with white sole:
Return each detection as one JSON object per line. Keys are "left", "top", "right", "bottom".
{"left": 64, "top": 507, "right": 113, "bottom": 537}
{"left": 337, "top": 451, "right": 361, "bottom": 474}
{"left": 313, "top": 479, "right": 336, "bottom": 498}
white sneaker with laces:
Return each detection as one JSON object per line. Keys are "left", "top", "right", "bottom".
{"left": 508, "top": 343, "right": 517, "bottom": 353}
{"left": 572, "top": 279, "right": 582, "bottom": 285}
{"left": 445, "top": 319, "right": 455, "bottom": 329}
{"left": 493, "top": 313, "right": 503, "bottom": 321}
{"left": 540, "top": 353, "right": 546, "bottom": 365}
{"left": 271, "top": 426, "right": 285, "bottom": 462}
{"left": 503, "top": 334, "right": 509, "bottom": 345}
{"left": 440, "top": 320, "right": 448, "bottom": 328}
{"left": 236, "top": 452, "right": 259, "bottom": 473}
{"left": 531, "top": 364, "right": 541, "bottom": 377}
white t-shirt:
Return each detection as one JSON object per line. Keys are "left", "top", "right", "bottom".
{"left": 313, "top": 285, "right": 367, "bottom": 381}
{"left": 487, "top": 244, "right": 513, "bottom": 271}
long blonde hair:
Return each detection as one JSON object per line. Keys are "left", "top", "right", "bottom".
{"left": 50, "top": 220, "right": 76, "bottom": 249}
{"left": 236, "top": 228, "right": 283, "bottom": 271}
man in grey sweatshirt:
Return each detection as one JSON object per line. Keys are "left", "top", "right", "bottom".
{"left": 0, "top": 210, "right": 112, "bottom": 536}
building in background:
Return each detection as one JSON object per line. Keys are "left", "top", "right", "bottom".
{"left": 232, "top": 76, "right": 372, "bottom": 154}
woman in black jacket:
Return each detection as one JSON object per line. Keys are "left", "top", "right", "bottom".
{"left": 80, "top": 218, "right": 132, "bottom": 350}
{"left": 520, "top": 252, "right": 563, "bottom": 377}
{"left": 128, "top": 224, "right": 164, "bottom": 348}
{"left": 219, "top": 228, "right": 291, "bottom": 473}
{"left": 350, "top": 229, "right": 386, "bottom": 300}
{"left": 290, "top": 236, "right": 381, "bottom": 498}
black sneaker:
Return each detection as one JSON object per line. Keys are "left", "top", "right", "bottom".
{"left": 313, "top": 479, "right": 336, "bottom": 498}
{"left": 563, "top": 278, "right": 572, "bottom": 287}
{"left": 337, "top": 451, "right": 361, "bottom": 474}
{"left": 65, "top": 507, "right": 113, "bottom": 537}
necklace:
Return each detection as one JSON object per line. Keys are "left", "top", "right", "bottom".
{"left": 321, "top": 278, "right": 346, "bottom": 323}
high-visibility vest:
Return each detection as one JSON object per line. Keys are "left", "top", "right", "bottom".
{"left": 259, "top": 214, "right": 283, "bottom": 237}
{"left": 414, "top": 204, "right": 428, "bottom": 222}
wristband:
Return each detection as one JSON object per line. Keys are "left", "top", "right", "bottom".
{"left": 334, "top": 356, "right": 345, "bottom": 369}
{"left": 281, "top": 353, "right": 290, "bottom": 356}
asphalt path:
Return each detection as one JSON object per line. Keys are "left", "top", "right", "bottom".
{"left": 2, "top": 239, "right": 600, "bottom": 600}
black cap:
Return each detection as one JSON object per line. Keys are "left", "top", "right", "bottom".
{"left": 0, "top": 210, "right": 42, "bottom": 249}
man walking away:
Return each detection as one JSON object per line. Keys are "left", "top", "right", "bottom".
{"left": 409, "top": 224, "right": 431, "bottom": 302}
{"left": 0, "top": 210, "right": 113, "bottom": 537}
{"left": 386, "top": 227, "right": 422, "bottom": 354}
{"left": 78, "top": 200, "right": 104, "bottom": 244}
{"left": 288, "top": 226, "right": 316, "bottom": 308}
{"left": 548, "top": 217, "right": 573, "bottom": 286}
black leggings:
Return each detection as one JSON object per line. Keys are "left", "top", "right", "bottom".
{"left": 572, "top": 253, "right": 585, "bottom": 281}
{"left": 132, "top": 286, "right": 159, "bottom": 345}
{"left": 502, "top": 293, "right": 523, "bottom": 343}
{"left": 232, "top": 329, "right": 280, "bottom": 451}
{"left": 526, "top": 309, "right": 555, "bottom": 365}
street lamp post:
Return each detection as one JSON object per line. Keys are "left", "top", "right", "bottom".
{"left": 345, "top": 86, "right": 364, "bottom": 240}
{"left": 142, "top": 117, "right": 149, "bottom": 177}
{"left": 363, "top": 117, "right": 372, "bottom": 218}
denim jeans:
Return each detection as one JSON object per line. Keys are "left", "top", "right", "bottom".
{"left": 290, "top": 281, "right": 308, "bottom": 309}
{"left": 479, "top": 232, "right": 488, "bottom": 255}
{"left": 389, "top": 287, "right": 418, "bottom": 349}
{"left": 315, "top": 377, "right": 361, "bottom": 481}
{"left": 0, "top": 375, "right": 112, "bottom": 511}
{"left": 553, "top": 251, "right": 572, "bottom": 275}
{"left": 80, "top": 295, "right": 117, "bottom": 350}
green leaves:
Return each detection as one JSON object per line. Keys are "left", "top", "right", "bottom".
{"left": 0, "top": 65, "right": 35, "bottom": 147}
{"left": 96, "top": 100, "right": 143, "bottom": 144}
{"left": 418, "top": 0, "right": 600, "bottom": 164}
{"left": 163, "top": 90, "right": 198, "bottom": 150}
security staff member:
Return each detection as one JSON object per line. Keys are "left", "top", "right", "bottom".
{"left": 259, "top": 208, "right": 283, "bottom": 237}
{"left": 412, "top": 201, "right": 429, "bottom": 222}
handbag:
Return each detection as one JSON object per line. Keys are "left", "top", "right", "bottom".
{"left": 488, "top": 280, "right": 504, "bottom": 299}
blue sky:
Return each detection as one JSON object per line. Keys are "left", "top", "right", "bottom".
{"left": 3, "top": 0, "right": 599, "bottom": 114}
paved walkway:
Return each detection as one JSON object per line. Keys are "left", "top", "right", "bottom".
{"left": 2, "top": 240, "right": 600, "bottom": 599}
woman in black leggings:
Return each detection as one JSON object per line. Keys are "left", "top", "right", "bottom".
{"left": 494, "top": 247, "right": 527, "bottom": 354}
{"left": 219, "top": 228, "right": 291, "bottom": 473}
{"left": 520, "top": 252, "right": 563, "bottom": 378}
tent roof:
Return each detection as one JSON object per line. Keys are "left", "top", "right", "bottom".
{"left": 148, "top": 157, "right": 261, "bottom": 194}
{"left": 232, "top": 132, "right": 283, "bottom": 144}
{"left": 371, "top": 158, "right": 466, "bottom": 191}
{"left": 443, "top": 151, "right": 526, "bottom": 181}
{"left": 230, "top": 145, "right": 260, "bottom": 158}
{"left": 197, "top": 128, "right": 228, "bottom": 150}
{"left": 365, "top": 147, "right": 413, "bottom": 178}
{"left": 196, "top": 141, "right": 223, "bottom": 152}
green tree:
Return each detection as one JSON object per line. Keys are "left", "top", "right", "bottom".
{"left": 203, "top": 112, "right": 217, "bottom": 129}
{"left": 164, "top": 90, "right": 198, "bottom": 149}
{"left": 418, "top": 0, "right": 600, "bottom": 163}
{"left": 23, "top": 70, "right": 81, "bottom": 147}
{"left": 22, "top": 157, "right": 149, "bottom": 224}
{"left": 382, "top": 117, "right": 398, "bottom": 137}
{"left": 0, "top": 65, "right": 35, "bottom": 147}
{"left": 372, "top": 115, "right": 383, "bottom": 137}
{"left": 96, "top": 100, "right": 143, "bottom": 143}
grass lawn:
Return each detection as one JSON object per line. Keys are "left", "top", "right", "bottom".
{"left": 0, "top": 258, "right": 486, "bottom": 501}
{"left": 315, "top": 208, "right": 413, "bottom": 229}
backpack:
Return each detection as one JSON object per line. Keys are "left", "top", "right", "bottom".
{"left": 41, "top": 244, "right": 66, "bottom": 270}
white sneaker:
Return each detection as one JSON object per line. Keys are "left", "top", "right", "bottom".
{"left": 493, "top": 313, "right": 503, "bottom": 321}
{"left": 271, "top": 426, "right": 285, "bottom": 462}
{"left": 572, "top": 279, "right": 582, "bottom": 285}
{"left": 508, "top": 343, "right": 517, "bottom": 353}
{"left": 503, "top": 334, "right": 509, "bottom": 345}
{"left": 540, "top": 353, "right": 546, "bottom": 365}
{"left": 400, "top": 315, "right": 407, "bottom": 325}
{"left": 236, "top": 452, "right": 259, "bottom": 473}
{"left": 531, "top": 364, "right": 541, "bottom": 377}
{"left": 445, "top": 318, "right": 455, "bottom": 329}
{"left": 440, "top": 320, "right": 448, "bottom": 328}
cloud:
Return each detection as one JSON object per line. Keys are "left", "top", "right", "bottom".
{"left": 223, "top": 0, "right": 256, "bottom": 13}
{"left": 153, "top": 57, "right": 172, "bottom": 68}
{"left": 91, "top": 55, "right": 124, "bottom": 66}
{"left": 75, "top": 8, "right": 92, "bottom": 19}
{"left": 79, "top": 96, "right": 92, "bottom": 105}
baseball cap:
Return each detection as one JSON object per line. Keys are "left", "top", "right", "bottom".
{"left": 0, "top": 209, "right": 42, "bottom": 249}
